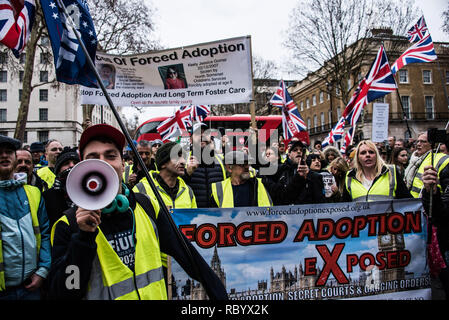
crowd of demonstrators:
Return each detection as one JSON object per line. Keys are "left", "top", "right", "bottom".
{"left": 3, "top": 120, "right": 449, "bottom": 300}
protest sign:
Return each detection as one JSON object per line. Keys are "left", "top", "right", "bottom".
{"left": 170, "top": 199, "right": 430, "bottom": 300}
{"left": 80, "top": 36, "right": 252, "bottom": 107}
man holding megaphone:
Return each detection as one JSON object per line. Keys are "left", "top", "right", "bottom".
{"left": 47, "top": 124, "right": 227, "bottom": 300}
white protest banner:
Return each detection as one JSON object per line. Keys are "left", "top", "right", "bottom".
{"left": 80, "top": 36, "right": 252, "bottom": 107}
{"left": 171, "top": 199, "right": 430, "bottom": 300}
{"left": 372, "top": 103, "right": 389, "bottom": 142}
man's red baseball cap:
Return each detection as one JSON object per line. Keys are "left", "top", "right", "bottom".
{"left": 79, "top": 124, "right": 126, "bottom": 158}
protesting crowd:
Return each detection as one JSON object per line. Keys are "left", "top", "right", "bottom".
{"left": 0, "top": 119, "right": 448, "bottom": 301}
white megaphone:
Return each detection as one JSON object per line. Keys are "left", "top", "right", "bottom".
{"left": 66, "top": 159, "right": 120, "bottom": 211}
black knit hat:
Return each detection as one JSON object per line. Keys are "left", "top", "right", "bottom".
{"left": 155, "top": 142, "right": 181, "bottom": 169}
{"left": 54, "top": 147, "right": 80, "bottom": 175}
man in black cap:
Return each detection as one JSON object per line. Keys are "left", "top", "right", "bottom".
{"left": 42, "top": 147, "right": 80, "bottom": 226}
{"left": 133, "top": 141, "right": 197, "bottom": 209}
{"left": 209, "top": 150, "right": 272, "bottom": 208}
{"left": 29, "top": 142, "right": 46, "bottom": 168}
{"left": 0, "top": 136, "right": 51, "bottom": 300}
{"left": 48, "top": 124, "right": 227, "bottom": 300}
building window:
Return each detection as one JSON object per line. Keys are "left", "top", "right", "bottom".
{"left": 19, "top": 53, "right": 26, "bottom": 64}
{"left": 0, "top": 71, "right": 7, "bottom": 82}
{"left": 425, "top": 96, "right": 434, "bottom": 119}
{"left": 0, "top": 109, "right": 6, "bottom": 122}
{"left": 300, "top": 101, "right": 304, "bottom": 111}
{"left": 320, "top": 112, "right": 325, "bottom": 130}
{"left": 399, "top": 69, "right": 409, "bottom": 83}
{"left": 312, "top": 94, "right": 316, "bottom": 106}
{"left": 0, "top": 89, "right": 7, "bottom": 102}
{"left": 423, "top": 70, "right": 432, "bottom": 84}
{"left": 0, "top": 52, "right": 7, "bottom": 64}
{"left": 313, "top": 114, "right": 317, "bottom": 128}
{"left": 306, "top": 98, "right": 310, "bottom": 109}
{"left": 319, "top": 91, "right": 324, "bottom": 103}
{"left": 40, "top": 52, "right": 51, "bottom": 64}
{"left": 38, "top": 131, "right": 49, "bottom": 143}
{"left": 40, "top": 71, "right": 48, "bottom": 83}
{"left": 23, "top": 131, "right": 28, "bottom": 144}
{"left": 18, "top": 89, "right": 22, "bottom": 102}
{"left": 19, "top": 70, "right": 24, "bottom": 83}
{"left": 39, "top": 108, "right": 48, "bottom": 121}
{"left": 307, "top": 117, "right": 311, "bottom": 129}
{"left": 39, "top": 89, "right": 48, "bottom": 102}
{"left": 41, "top": 36, "right": 50, "bottom": 47}
{"left": 337, "top": 107, "right": 341, "bottom": 119}
{"left": 401, "top": 96, "right": 411, "bottom": 118}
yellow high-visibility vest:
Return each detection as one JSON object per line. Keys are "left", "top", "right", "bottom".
{"left": 51, "top": 203, "right": 167, "bottom": 300}
{"left": 345, "top": 165, "right": 397, "bottom": 202}
{"left": 211, "top": 177, "right": 273, "bottom": 208}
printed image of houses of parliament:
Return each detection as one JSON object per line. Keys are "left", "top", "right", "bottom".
{"left": 171, "top": 233, "right": 429, "bottom": 300}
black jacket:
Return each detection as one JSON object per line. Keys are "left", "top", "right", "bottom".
{"left": 422, "top": 165, "right": 449, "bottom": 257}
{"left": 184, "top": 152, "right": 226, "bottom": 208}
{"left": 48, "top": 189, "right": 228, "bottom": 300}
{"left": 264, "top": 159, "right": 326, "bottom": 205}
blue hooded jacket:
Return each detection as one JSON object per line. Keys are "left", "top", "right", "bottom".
{"left": 0, "top": 179, "right": 51, "bottom": 287}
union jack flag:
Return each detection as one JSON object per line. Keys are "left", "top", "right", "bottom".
{"left": 322, "top": 116, "right": 346, "bottom": 148}
{"left": 270, "top": 80, "right": 307, "bottom": 140}
{"left": 157, "top": 107, "right": 192, "bottom": 140}
{"left": 342, "top": 45, "right": 397, "bottom": 127}
{"left": 407, "top": 16, "right": 428, "bottom": 43}
{"left": 0, "top": 0, "right": 35, "bottom": 58}
{"left": 180, "top": 105, "right": 211, "bottom": 123}
{"left": 340, "top": 127, "right": 354, "bottom": 154}
{"left": 391, "top": 34, "right": 437, "bottom": 75}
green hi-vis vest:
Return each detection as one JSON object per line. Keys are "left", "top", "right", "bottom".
{"left": 345, "top": 165, "right": 397, "bottom": 202}
{"left": 211, "top": 177, "right": 273, "bottom": 208}
{"left": 36, "top": 166, "right": 56, "bottom": 189}
{"left": 0, "top": 185, "right": 41, "bottom": 291}
{"left": 133, "top": 171, "right": 196, "bottom": 209}
{"left": 410, "top": 152, "right": 449, "bottom": 198}
{"left": 50, "top": 203, "right": 167, "bottom": 300}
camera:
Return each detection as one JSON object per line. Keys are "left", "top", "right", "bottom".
{"left": 427, "top": 128, "right": 448, "bottom": 145}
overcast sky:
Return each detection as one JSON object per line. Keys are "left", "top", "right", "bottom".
{"left": 122, "top": 0, "right": 448, "bottom": 124}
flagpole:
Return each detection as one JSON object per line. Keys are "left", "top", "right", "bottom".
{"left": 57, "top": 1, "right": 207, "bottom": 292}
{"left": 248, "top": 36, "right": 257, "bottom": 145}
{"left": 382, "top": 39, "right": 413, "bottom": 139}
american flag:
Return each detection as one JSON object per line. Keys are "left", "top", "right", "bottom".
{"left": 342, "top": 45, "right": 397, "bottom": 127}
{"left": 157, "top": 108, "right": 192, "bottom": 140}
{"left": 0, "top": 0, "right": 35, "bottom": 58}
{"left": 180, "top": 105, "right": 211, "bottom": 123}
{"left": 270, "top": 80, "right": 307, "bottom": 140}
{"left": 407, "top": 16, "right": 428, "bottom": 43}
{"left": 340, "top": 127, "right": 354, "bottom": 154}
{"left": 391, "top": 34, "right": 437, "bottom": 75}
{"left": 322, "top": 116, "right": 346, "bottom": 148}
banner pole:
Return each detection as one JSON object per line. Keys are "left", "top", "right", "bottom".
{"left": 57, "top": 0, "right": 206, "bottom": 291}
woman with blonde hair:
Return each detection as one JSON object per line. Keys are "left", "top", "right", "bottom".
{"left": 342, "top": 140, "right": 411, "bottom": 202}
{"left": 328, "top": 157, "right": 349, "bottom": 202}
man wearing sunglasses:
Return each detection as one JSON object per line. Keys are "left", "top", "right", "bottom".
{"left": 36, "top": 139, "right": 63, "bottom": 189}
